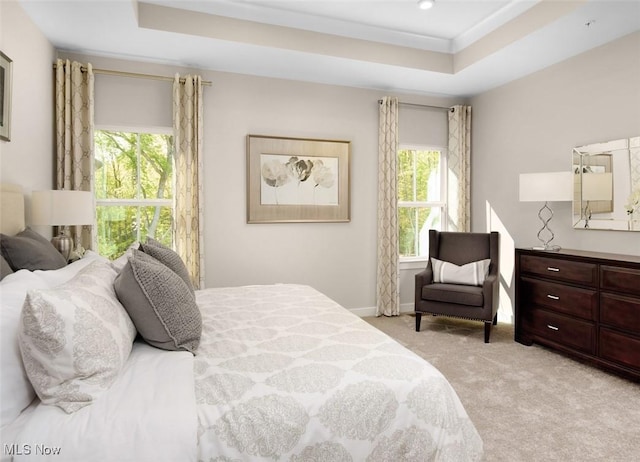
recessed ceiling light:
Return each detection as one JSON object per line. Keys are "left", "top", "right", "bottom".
{"left": 418, "top": 0, "right": 435, "bottom": 10}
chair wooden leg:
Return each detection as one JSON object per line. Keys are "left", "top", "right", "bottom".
{"left": 493, "top": 313, "right": 498, "bottom": 325}
{"left": 484, "top": 321, "right": 491, "bottom": 343}
{"left": 415, "top": 313, "right": 422, "bottom": 332}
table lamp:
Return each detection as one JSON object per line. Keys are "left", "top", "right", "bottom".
{"left": 519, "top": 172, "right": 573, "bottom": 251}
{"left": 31, "top": 190, "right": 94, "bottom": 261}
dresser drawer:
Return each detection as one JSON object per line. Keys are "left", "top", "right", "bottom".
{"left": 600, "top": 328, "right": 640, "bottom": 371}
{"left": 601, "top": 265, "right": 640, "bottom": 297}
{"left": 520, "top": 255, "right": 597, "bottom": 287}
{"left": 528, "top": 309, "right": 596, "bottom": 354}
{"left": 522, "top": 277, "right": 597, "bottom": 321}
{"left": 600, "top": 293, "right": 640, "bottom": 333}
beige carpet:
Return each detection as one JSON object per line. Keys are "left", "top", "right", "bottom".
{"left": 364, "top": 314, "right": 640, "bottom": 462}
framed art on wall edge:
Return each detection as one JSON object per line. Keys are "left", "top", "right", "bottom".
{"left": 0, "top": 51, "right": 12, "bottom": 142}
{"left": 247, "top": 135, "right": 350, "bottom": 223}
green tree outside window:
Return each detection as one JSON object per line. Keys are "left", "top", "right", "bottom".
{"left": 398, "top": 148, "right": 445, "bottom": 259}
{"left": 94, "top": 130, "right": 174, "bottom": 260}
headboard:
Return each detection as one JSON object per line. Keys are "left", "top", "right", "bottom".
{"left": 0, "top": 183, "right": 25, "bottom": 235}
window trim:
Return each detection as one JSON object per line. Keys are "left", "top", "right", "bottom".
{"left": 95, "top": 198, "right": 173, "bottom": 207}
{"left": 397, "top": 144, "right": 448, "bottom": 263}
{"left": 96, "top": 125, "right": 172, "bottom": 136}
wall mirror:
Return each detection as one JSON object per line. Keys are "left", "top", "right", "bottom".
{"left": 573, "top": 136, "right": 640, "bottom": 231}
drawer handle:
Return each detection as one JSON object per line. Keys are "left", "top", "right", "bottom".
{"left": 547, "top": 267, "right": 560, "bottom": 272}
{"left": 547, "top": 325, "right": 559, "bottom": 331}
{"left": 547, "top": 294, "right": 560, "bottom": 300}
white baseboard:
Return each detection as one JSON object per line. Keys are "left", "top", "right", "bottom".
{"left": 349, "top": 302, "right": 414, "bottom": 318}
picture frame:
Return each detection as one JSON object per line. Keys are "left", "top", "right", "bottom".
{"left": 247, "top": 134, "right": 350, "bottom": 223}
{"left": 0, "top": 51, "right": 12, "bottom": 142}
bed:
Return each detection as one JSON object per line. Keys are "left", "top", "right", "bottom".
{"left": 1, "top": 184, "right": 483, "bottom": 461}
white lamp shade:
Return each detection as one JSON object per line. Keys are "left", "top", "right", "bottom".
{"left": 582, "top": 172, "right": 613, "bottom": 201}
{"left": 31, "top": 190, "right": 94, "bottom": 226}
{"left": 519, "top": 172, "right": 573, "bottom": 202}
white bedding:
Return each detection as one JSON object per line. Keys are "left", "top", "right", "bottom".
{"left": 1, "top": 253, "right": 196, "bottom": 462}
{"left": 5, "top": 343, "right": 196, "bottom": 462}
{"left": 3, "top": 276, "right": 482, "bottom": 461}
{"left": 194, "top": 284, "right": 483, "bottom": 461}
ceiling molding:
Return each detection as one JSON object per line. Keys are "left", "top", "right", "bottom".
{"left": 451, "top": 0, "right": 540, "bottom": 53}
{"left": 137, "top": 2, "right": 454, "bottom": 74}
{"left": 454, "top": 0, "right": 588, "bottom": 72}
{"left": 17, "top": 0, "right": 640, "bottom": 97}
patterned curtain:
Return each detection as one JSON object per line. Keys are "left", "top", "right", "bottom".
{"left": 448, "top": 105, "right": 472, "bottom": 232}
{"left": 376, "top": 97, "right": 400, "bottom": 317}
{"left": 173, "top": 74, "right": 204, "bottom": 289}
{"left": 55, "top": 59, "right": 95, "bottom": 251}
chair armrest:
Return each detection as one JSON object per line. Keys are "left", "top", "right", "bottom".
{"left": 414, "top": 267, "right": 433, "bottom": 310}
{"left": 482, "top": 273, "right": 500, "bottom": 312}
{"left": 415, "top": 268, "right": 433, "bottom": 288}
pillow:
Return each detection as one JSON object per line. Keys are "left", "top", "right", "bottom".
{"left": 1, "top": 255, "right": 13, "bottom": 280}
{"left": 18, "top": 261, "right": 136, "bottom": 413}
{"left": 140, "top": 237, "right": 194, "bottom": 293}
{"left": 1, "top": 271, "right": 42, "bottom": 427}
{"left": 431, "top": 257, "right": 491, "bottom": 286}
{"left": 0, "top": 227, "right": 67, "bottom": 271}
{"left": 110, "top": 241, "right": 140, "bottom": 273}
{"left": 114, "top": 249, "right": 201, "bottom": 353}
{"left": 1, "top": 252, "right": 110, "bottom": 426}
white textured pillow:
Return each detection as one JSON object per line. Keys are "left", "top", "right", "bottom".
{"left": 18, "top": 261, "right": 136, "bottom": 413}
{"left": 1, "top": 252, "right": 108, "bottom": 426}
{"left": 431, "top": 257, "right": 491, "bottom": 286}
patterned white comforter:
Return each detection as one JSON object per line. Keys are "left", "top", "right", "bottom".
{"left": 194, "top": 284, "right": 483, "bottom": 461}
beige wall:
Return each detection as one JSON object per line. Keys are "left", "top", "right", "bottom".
{"left": 471, "top": 31, "right": 640, "bottom": 322}
{"left": 7, "top": 1, "right": 638, "bottom": 315}
{"left": 0, "top": 1, "right": 55, "bottom": 223}
{"left": 59, "top": 52, "right": 460, "bottom": 312}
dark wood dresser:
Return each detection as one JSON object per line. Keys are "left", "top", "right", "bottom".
{"left": 515, "top": 248, "right": 640, "bottom": 381}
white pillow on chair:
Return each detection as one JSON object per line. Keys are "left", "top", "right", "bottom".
{"left": 431, "top": 257, "right": 491, "bottom": 286}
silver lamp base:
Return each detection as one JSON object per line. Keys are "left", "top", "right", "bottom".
{"left": 535, "top": 201, "right": 561, "bottom": 252}
{"left": 51, "top": 233, "right": 73, "bottom": 262}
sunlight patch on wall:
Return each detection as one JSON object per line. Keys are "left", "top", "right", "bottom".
{"left": 486, "top": 200, "right": 515, "bottom": 324}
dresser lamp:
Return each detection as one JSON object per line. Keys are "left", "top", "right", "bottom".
{"left": 582, "top": 172, "right": 613, "bottom": 228}
{"left": 519, "top": 172, "right": 573, "bottom": 251}
{"left": 31, "top": 190, "right": 94, "bottom": 261}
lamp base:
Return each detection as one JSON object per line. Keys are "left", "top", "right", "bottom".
{"left": 532, "top": 245, "right": 562, "bottom": 252}
{"left": 535, "top": 202, "right": 562, "bottom": 252}
{"left": 51, "top": 233, "right": 73, "bottom": 262}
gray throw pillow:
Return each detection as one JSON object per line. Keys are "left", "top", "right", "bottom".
{"left": 1, "top": 255, "right": 13, "bottom": 280}
{"left": 114, "top": 249, "right": 201, "bottom": 353}
{"left": 0, "top": 227, "right": 67, "bottom": 271}
{"left": 140, "top": 237, "right": 195, "bottom": 293}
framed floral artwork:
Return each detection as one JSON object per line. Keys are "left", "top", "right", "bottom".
{"left": 246, "top": 135, "right": 350, "bottom": 223}
{"left": 0, "top": 51, "right": 12, "bottom": 142}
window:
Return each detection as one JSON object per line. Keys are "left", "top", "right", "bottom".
{"left": 94, "top": 129, "right": 174, "bottom": 260}
{"left": 398, "top": 146, "right": 446, "bottom": 261}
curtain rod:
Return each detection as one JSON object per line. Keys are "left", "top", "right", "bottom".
{"left": 53, "top": 63, "right": 212, "bottom": 86}
{"left": 378, "top": 99, "right": 453, "bottom": 112}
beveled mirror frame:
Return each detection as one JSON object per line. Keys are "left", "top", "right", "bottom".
{"left": 573, "top": 136, "right": 640, "bottom": 231}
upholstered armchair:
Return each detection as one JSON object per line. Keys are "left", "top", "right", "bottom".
{"left": 415, "top": 230, "right": 500, "bottom": 343}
